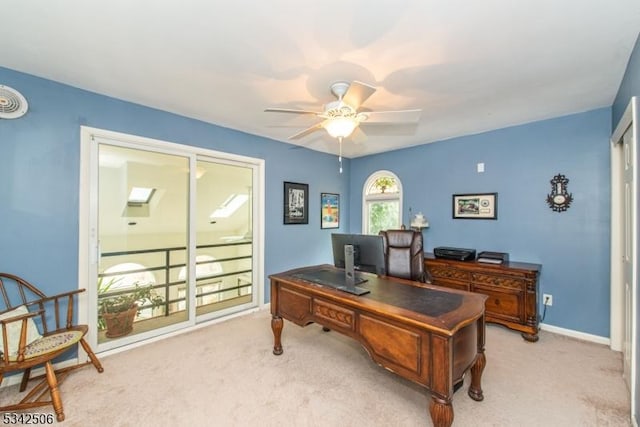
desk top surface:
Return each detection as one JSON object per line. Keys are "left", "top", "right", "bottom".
{"left": 270, "top": 264, "right": 486, "bottom": 335}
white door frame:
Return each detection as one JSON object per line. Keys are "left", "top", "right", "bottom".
{"left": 610, "top": 96, "right": 638, "bottom": 423}
{"left": 78, "top": 126, "right": 265, "bottom": 354}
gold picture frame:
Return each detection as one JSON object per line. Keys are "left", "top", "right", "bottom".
{"left": 452, "top": 193, "right": 497, "bottom": 220}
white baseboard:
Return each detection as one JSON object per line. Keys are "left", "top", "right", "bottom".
{"left": 540, "top": 322, "right": 611, "bottom": 346}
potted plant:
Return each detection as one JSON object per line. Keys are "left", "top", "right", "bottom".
{"left": 98, "top": 278, "right": 163, "bottom": 338}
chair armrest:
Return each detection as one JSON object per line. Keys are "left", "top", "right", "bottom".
{"left": 35, "top": 288, "right": 86, "bottom": 304}
{"left": 0, "top": 309, "right": 43, "bottom": 325}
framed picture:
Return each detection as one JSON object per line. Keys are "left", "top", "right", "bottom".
{"left": 452, "top": 193, "right": 498, "bottom": 220}
{"left": 283, "top": 182, "right": 309, "bottom": 224}
{"left": 320, "top": 193, "right": 340, "bottom": 229}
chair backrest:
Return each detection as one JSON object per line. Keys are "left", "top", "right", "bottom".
{"left": 378, "top": 230, "right": 426, "bottom": 282}
{"left": 0, "top": 273, "right": 78, "bottom": 335}
{"left": 0, "top": 273, "right": 46, "bottom": 312}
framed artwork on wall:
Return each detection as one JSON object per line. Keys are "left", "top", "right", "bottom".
{"left": 283, "top": 182, "right": 308, "bottom": 224}
{"left": 452, "top": 192, "right": 498, "bottom": 219}
{"left": 320, "top": 193, "right": 340, "bottom": 229}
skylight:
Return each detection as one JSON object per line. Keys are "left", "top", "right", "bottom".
{"left": 128, "top": 187, "right": 155, "bottom": 204}
{"left": 210, "top": 194, "right": 248, "bottom": 219}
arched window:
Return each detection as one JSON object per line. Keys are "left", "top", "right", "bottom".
{"left": 362, "top": 170, "right": 403, "bottom": 235}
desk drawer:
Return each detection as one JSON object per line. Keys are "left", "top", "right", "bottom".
{"left": 313, "top": 299, "right": 355, "bottom": 331}
{"left": 473, "top": 284, "right": 523, "bottom": 323}
{"left": 472, "top": 273, "right": 524, "bottom": 291}
{"left": 428, "top": 266, "right": 471, "bottom": 282}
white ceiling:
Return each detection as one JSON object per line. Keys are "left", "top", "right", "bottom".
{"left": 2, "top": 1, "right": 639, "bottom": 158}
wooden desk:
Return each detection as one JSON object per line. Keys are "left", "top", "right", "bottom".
{"left": 269, "top": 265, "right": 487, "bottom": 427}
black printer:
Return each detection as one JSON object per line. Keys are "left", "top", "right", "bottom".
{"left": 433, "top": 246, "right": 476, "bottom": 261}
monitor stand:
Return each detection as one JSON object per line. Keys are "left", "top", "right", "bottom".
{"left": 340, "top": 244, "right": 370, "bottom": 296}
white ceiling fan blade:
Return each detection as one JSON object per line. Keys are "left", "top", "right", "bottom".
{"left": 350, "top": 126, "right": 367, "bottom": 144}
{"left": 289, "top": 121, "right": 326, "bottom": 140}
{"left": 361, "top": 109, "right": 422, "bottom": 124}
{"left": 264, "top": 108, "right": 321, "bottom": 115}
{"left": 342, "top": 81, "right": 376, "bottom": 109}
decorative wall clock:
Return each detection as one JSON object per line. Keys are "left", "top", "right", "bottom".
{"left": 546, "top": 174, "right": 573, "bottom": 212}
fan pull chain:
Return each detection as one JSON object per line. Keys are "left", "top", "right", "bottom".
{"left": 338, "top": 137, "right": 343, "bottom": 174}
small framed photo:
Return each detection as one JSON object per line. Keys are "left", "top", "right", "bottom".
{"left": 283, "top": 182, "right": 309, "bottom": 224}
{"left": 320, "top": 193, "right": 340, "bottom": 229}
{"left": 453, "top": 193, "right": 498, "bottom": 220}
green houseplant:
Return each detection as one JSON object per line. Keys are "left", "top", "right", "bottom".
{"left": 98, "top": 278, "right": 163, "bottom": 338}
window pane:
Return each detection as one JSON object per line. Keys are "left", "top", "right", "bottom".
{"left": 367, "top": 200, "right": 400, "bottom": 235}
{"left": 366, "top": 176, "right": 399, "bottom": 195}
{"left": 98, "top": 144, "right": 189, "bottom": 345}
{"left": 195, "top": 160, "right": 253, "bottom": 317}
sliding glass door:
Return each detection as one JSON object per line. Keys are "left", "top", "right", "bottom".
{"left": 83, "top": 128, "right": 262, "bottom": 352}
{"left": 194, "top": 159, "right": 254, "bottom": 321}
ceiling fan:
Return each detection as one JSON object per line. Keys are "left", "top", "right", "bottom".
{"left": 265, "top": 80, "right": 421, "bottom": 141}
{"left": 265, "top": 80, "right": 421, "bottom": 172}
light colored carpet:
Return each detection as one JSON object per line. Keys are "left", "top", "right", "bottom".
{"left": 0, "top": 309, "right": 630, "bottom": 426}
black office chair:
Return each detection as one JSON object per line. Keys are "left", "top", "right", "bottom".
{"left": 379, "top": 229, "right": 427, "bottom": 283}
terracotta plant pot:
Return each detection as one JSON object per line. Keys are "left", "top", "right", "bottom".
{"left": 102, "top": 305, "right": 138, "bottom": 338}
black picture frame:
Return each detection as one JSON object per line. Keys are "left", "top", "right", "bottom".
{"left": 283, "top": 182, "right": 309, "bottom": 224}
{"left": 320, "top": 193, "right": 340, "bottom": 229}
{"left": 452, "top": 192, "right": 498, "bottom": 220}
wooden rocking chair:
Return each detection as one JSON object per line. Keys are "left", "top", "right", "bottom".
{"left": 0, "top": 273, "right": 103, "bottom": 421}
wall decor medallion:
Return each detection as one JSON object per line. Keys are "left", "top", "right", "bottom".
{"left": 546, "top": 174, "right": 573, "bottom": 212}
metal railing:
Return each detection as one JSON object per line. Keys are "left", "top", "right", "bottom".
{"left": 98, "top": 241, "right": 253, "bottom": 319}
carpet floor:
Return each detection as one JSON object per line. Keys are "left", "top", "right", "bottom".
{"left": 0, "top": 308, "right": 631, "bottom": 426}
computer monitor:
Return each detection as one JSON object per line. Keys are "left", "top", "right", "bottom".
{"left": 289, "top": 234, "right": 385, "bottom": 296}
{"left": 331, "top": 233, "right": 386, "bottom": 276}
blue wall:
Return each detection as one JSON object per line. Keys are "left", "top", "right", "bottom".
{"left": 0, "top": 64, "right": 623, "bottom": 340}
{"left": 0, "top": 67, "right": 350, "bottom": 301}
{"left": 612, "top": 32, "right": 640, "bottom": 425}
{"left": 351, "top": 109, "right": 612, "bottom": 337}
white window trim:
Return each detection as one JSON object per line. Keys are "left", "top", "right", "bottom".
{"left": 361, "top": 170, "right": 403, "bottom": 234}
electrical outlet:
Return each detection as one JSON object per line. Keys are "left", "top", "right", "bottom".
{"left": 543, "top": 293, "right": 553, "bottom": 306}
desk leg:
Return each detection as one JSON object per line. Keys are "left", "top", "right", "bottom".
{"left": 271, "top": 315, "right": 283, "bottom": 355}
{"left": 429, "top": 396, "right": 453, "bottom": 427}
{"left": 468, "top": 350, "right": 485, "bottom": 401}
{"left": 469, "top": 315, "right": 486, "bottom": 402}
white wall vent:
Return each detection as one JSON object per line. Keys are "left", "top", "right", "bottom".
{"left": 0, "top": 85, "right": 28, "bottom": 119}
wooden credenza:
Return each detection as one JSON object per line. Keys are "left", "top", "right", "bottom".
{"left": 424, "top": 253, "right": 541, "bottom": 342}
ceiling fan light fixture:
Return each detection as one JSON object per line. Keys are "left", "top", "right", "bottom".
{"left": 324, "top": 117, "right": 358, "bottom": 138}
